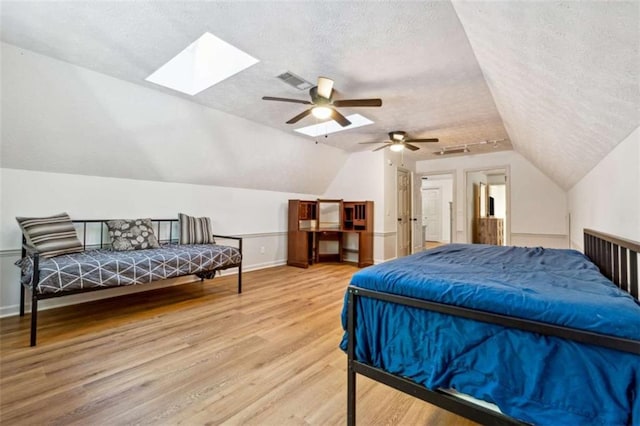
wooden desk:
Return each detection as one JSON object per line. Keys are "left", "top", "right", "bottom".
{"left": 291, "top": 228, "right": 373, "bottom": 268}
{"left": 288, "top": 199, "right": 374, "bottom": 269}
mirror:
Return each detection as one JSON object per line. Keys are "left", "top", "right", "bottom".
{"left": 318, "top": 200, "right": 342, "bottom": 230}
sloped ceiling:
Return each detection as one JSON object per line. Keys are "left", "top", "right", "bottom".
{"left": 452, "top": 1, "right": 639, "bottom": 189}
{"left": 1, "top": 1, "right": 638, "bottom": 191}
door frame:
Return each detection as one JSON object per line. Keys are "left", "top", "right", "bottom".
{"left": 416, "top": 170, "right": 457, "bottom": 245}
{"left": 396, "top": 167, "right": 412, "bottom": 257}
{"left": 464, "top": 165, "right": 511, "bottom": 245}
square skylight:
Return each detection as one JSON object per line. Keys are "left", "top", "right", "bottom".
{"left": 146, "top": 32, "right": 259, "bottom": 96}
{"left": 294, "top": 114, "right": 374, "bottom": 137}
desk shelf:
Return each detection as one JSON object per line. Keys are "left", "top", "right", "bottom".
{"left": 287, "top": 199, "right": 373, "bottom": 268}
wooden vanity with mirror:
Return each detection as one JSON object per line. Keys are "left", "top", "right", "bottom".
{"left": 287, "top": 199, "right": 374, "bottom": 268}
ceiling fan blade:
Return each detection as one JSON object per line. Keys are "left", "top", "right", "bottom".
{"left": 405, "top": 138, "right": 439, "bottom": 143}
{"left": 404, "top": 143, "right": 420, "bottom": 151}
{"left": 359, "top": 141, "right": 388, "bottom": 144}
{"left": 332, "top": 99, "right": 382, "bottom": 107}
{"left": 330, "top": 109, "right": 352, "bottom": 127}
{"left": 373, "top": 144, "right": 390, "bottom": 152}
{"left": 262, "top": 96, "right": 313, "bottom": 105}
{"left": 316, "top": 77, "right": 334, "bottom": 99}
{"left": 286, "top": 109, "right": 313, "bottom": 124}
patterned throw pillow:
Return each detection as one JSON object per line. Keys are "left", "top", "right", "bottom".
{"left": 179, "top": 213, "right": 215, "bottom": 244}
{"left": 16, "top": 213, "right": 84, "bottom": 258}
{"left": 106, "top": 218, "right": 160, "bottom": 251}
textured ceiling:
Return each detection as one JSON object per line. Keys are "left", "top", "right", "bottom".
{"left": 0, "top": 1, "right": 510, "bottom": 161}
{"left": 452, "top": 1, "right": 639, "bottom": 189}
{"left": 1, "top": 1, "right": 638, "bottom": 190}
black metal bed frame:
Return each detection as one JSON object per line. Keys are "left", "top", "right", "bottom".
{"left": 346, "top": 229, "right": 640, "bottom": 426}
{"left": 19, "top": 219, "right": 243, "bottom": 347}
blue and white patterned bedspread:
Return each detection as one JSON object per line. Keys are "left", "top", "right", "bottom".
{"left": 18, "top": 244, "right": 241, "bottom": 294}
{"left": 341, "top": 244, "right": 640, "bottom": 425}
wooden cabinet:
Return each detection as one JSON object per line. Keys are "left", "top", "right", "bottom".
{"left": 287, "top": 199, "right": 373, "bottom": 268}
{"left": 476, "top": 217, "right": 504, "bottom": 245}
{"left": 288, "top": 200, "right": 316, "bottom": 268}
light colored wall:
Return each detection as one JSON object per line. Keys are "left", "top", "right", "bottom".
{"left": 0, "top": 42, "right": 347, "bottom": 195}
{"left": 0, "top": 168, "right": 319, "bottom": 316}
{"left": 416, "top": 150, "right": 568, "bottom": 247}
{"left": 489, "top": 185, "right": 506, "bottom": 219}
{"left": 568, "top": 127, "right": 640, "bottom": 250}
{"left": 322, "top": 151, "right": 391, "bottom": 262}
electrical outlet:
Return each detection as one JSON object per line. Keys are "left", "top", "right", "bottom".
{"left": 260, "top": 246, "right": 265, "bottom": 254}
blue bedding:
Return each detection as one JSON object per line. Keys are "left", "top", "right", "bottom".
{"left": 340, "top": 244, "right": 640, "bottom": 425}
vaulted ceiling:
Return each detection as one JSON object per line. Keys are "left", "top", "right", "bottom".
{"left": 1, "top": 1, "right": 638, "bottom": 191}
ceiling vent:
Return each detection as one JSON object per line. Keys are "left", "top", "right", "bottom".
{"left": 276, "top": 72, "right": 313, "bottom": 90}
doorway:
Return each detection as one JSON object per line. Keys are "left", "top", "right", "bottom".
{"left": 465, "top": 168, "right": 509, "bottom": 245}
{"left": 421, "top": 173, "right": 454, "bottom": 247}
{"left": 397, "top": 169, "right": 411, "bottom": 257}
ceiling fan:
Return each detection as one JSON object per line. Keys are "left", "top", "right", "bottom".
{"left": 359, "top": 131, "right": 439, "bottom": 152}
{"left": 262, "top": 77, "right": 382, "bottom": 127}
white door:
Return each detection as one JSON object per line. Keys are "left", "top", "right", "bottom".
{"left": 424, "top": 188, "right": 442, "bottom": 241}
{"left": 397, "top": 169, "right": 411, "bottom": 257}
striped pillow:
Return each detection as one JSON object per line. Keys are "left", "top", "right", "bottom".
{"left": 178, "top": 213, "right": 215, "bottom": 244}
{"left": 16, "top": 213, "right": 83, "bottom": 258}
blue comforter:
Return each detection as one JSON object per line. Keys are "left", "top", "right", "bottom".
{"left": 340, "top": 244, "right": 640, "bottom": 425}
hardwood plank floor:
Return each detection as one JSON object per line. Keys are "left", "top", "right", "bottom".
{"left": 0, "top": 264, "right": 478, "bottom": 425}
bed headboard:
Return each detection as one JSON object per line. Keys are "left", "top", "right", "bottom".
{"left": 584, "top": 229, "right": 639, "bottom": 300}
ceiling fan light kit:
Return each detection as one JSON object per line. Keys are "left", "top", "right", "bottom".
{"left": 311, "top": 106, "right": 332, "bottom": 119}
{"left": 360, "top": 130, "right": 439, "bottom": 152}
{"left": 263, "top": 76, "right": 382, "bottom": 127}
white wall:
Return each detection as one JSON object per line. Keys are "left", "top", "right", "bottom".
{"left": 321, "top": 149, "right": 420, "bottom": 262}
{"left": 0, "top": 168, "right": 319, "bottom": 316}
{"left": 322, "top": 151, "right": 390, "bottom": 262}
{"left": 489, "top": 185, "right": 506, "bottom": 219}
{"left": 0, "top": 42, "right": 348, "bottom": 195}
{"left": 568, "top": 127, "right": 640, "bottom": 249}
{"left": 416, "top": 150, "right": 568, "bottom": 247}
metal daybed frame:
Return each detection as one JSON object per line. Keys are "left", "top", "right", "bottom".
{"left": 20, "top": 219, "right": 243, "bottom": 347}
{"left": 346, "top": 229, "right": 640, "bottom": 426}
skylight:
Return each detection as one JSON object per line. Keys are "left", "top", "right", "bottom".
{"left": 145, "top": 32, "right": 259, "bottom": 96}
{"left": 294, "top": 114, "right": 374, "bottom": 137}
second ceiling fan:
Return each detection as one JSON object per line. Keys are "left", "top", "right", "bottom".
{"left": 262, "top": 77, "right": 382, "bottom": 127}
{"left": 360, "top": 131, "right": 439, "bottom": 152}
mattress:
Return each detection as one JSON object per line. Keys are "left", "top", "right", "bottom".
{"left": 340, "top": 244, "right": 640, "bottom": 425}
{"left": 17, "top": 244, "right": 242, "bottom": 294}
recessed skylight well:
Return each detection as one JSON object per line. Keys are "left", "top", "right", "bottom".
{"left": 294, "top": 114, "right": 374, "bottom": 137}
{"left": 146, "top": 32, "right": 259, "bottom": 96}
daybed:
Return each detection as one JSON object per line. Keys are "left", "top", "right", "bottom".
{"left": 341, "top": 229, "right": 640, "bottom": 425}
{"left": 17, "top": 218, "right": 242, "bottom": 346}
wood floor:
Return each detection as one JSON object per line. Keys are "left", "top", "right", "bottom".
{"left": 1, "top": 264, "right": 478, "bottom": 425}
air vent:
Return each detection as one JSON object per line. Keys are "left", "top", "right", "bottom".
{"left": 276, "top": 72, "right": 313, "bottom": 90}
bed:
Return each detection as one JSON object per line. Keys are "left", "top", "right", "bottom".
{"left": 341, "top": 229, "right": 640, "bottom": 425}
{"left": 18, "top": 219, "right": 242, "bottom": 346}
